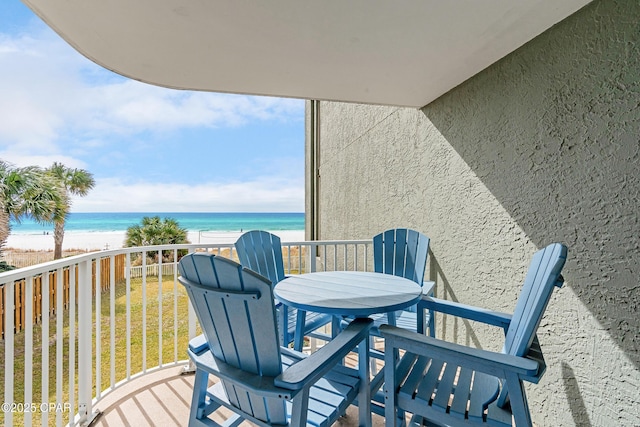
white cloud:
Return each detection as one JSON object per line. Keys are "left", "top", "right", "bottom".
{"left": 72, "top": 178, "right": 304, "bottom": 213}
{"left": 0, "top": 19, "right": 305, "bottom": 214}
{"left": 0, "top": 24, "right": 304, "bottom": 164}
{"left": 90, "top": 82, "right": 302, "bottom": 132}
{"left": 0, "top": 151, "right": 88, "bottom": 170}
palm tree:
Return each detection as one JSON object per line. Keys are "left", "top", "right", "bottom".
{"left": 46, "top": 162, "right": 95, "bottom": 259}
{"left": 0, "top": 208, "right": 12, "bottom": 272}
{"left": 125, "top": 216, "right": 190, "bottom": 262}
{"left": 0, "top": 160, "right": 63, "bottom": 266}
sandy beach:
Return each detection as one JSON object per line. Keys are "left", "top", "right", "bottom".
{"left": 5, "top": 229, "right": 306, "bottom": 251}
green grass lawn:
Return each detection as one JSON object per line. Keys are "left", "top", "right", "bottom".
{"left": 0, "top": 275, "right": 195, "bottom": 426}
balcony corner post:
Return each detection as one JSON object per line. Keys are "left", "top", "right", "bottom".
{"left": 309, "top": 243, "right": 318, "bottom": 273}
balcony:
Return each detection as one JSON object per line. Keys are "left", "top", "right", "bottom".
{"left": 0, "top": 239, "right": 380, "bottom": 426}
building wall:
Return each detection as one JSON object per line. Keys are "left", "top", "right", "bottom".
{"left": 306, "top": 0, "right": 639, "bottom": 425}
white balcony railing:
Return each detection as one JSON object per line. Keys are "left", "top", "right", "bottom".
{"left": 0, "top": 239, "right": 371, "bottom": 426}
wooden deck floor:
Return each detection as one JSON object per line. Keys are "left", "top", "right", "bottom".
{"left": 90, "top": 364, "right": 387, "bottom": 427}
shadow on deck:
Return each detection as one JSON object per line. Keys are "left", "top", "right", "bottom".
{"left": 91, "top": 364, "right": 387, "bottom": 427}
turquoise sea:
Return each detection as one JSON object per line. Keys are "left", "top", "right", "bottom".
{"left": 10, "top": 212, "right": 304, "bottom": 235}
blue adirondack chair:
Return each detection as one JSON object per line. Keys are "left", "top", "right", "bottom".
{"left": 381, "top": 243, "right": 568, "bottom": 427}
{"left": 348, "top": 228, "right": 431, "bottom": 414}
{"left": 235, "top": 230, "right": 334, "bottom": 351}
{"left": 179, "top": 253, "right": 373, "bottom": 427}
{"left": 370, "top": 228, "right": 432, "bottom": 336}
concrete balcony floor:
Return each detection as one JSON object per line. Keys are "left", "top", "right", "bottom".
{"left": 91, "top": 363, "right": 387, "bottom": 427}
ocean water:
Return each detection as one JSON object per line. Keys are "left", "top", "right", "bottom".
{"left": 10, "top": 212, "right": 304, "bottom": 234}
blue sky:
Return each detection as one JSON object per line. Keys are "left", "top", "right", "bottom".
{"left": 0, "top": 1, "right": 305, "bottom": 212}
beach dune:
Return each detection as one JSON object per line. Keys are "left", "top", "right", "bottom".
{"left": 5, "top": 230, "right": 306, "bottom": 251}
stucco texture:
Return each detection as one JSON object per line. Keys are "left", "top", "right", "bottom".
{"left": 307, "top": 0, "right": 639, "bottom": 425}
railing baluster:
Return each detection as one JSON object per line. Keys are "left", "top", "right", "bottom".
{"left": 285, "top": 244, "right": 291, "bottom": 274}
{"left": 109, "top": 256, "right": 116, "bottom": 390}
{"left": 323, "top": 245, "right": 327, "bottom": 271}
{"left": 158, "top": 251, "right": 163, "bottom": 368}
{"left": 364, "top": 244, "right": 368, "bottom": 271}
{"left": 126, "top": 253, "right": 131, "bottom": 379}
{"left": 184, "top": 247, "right": 197, "bottom": 373}
{"left": 95, "top": 258, "right": 101, "bottom": 401}
{"left": 41, "top": 273, "right": 50, "bottom": 427}
{"left": 24, "top": 275, "right": 33, "bottom": 426}
{"left": 68, "top": 265, "right": 76, "bottom": 427}
{"left": 56, "top": 268, "right": 63, "bottom": 427}
{"left": 344, "top": 245, "right": 348, "bottom": 270}
{"left": 78, "top": 260, "right": 94, "bottom": 423}
{"left": 3, "top": 279, "right": 14, "bottom": 427}
{"left": 354, "top": 244, "right": 358, "bottom": 271}
{"left": 174, "top": 249, "right": 178, "bottom": 364}
{"left": 142, "top": 252, "right": 147, "bottom": 373}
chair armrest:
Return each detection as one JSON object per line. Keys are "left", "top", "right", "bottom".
{"left": 275, "top": 318, "right": 373, "bottom": 390}
{"left": 380, "top": 324, "right": 540, "bottom": 378}
{"left": 189, "top": 334, "right": 209, "bottom": 354}
{"left": 188, "top": 347, "right": 294, "bottom": 399}
{"left": 421, "top": 281, "right": 435, "bottom": 294}
{"left": 420, "top": 296, "right": 512, "bottom": 330}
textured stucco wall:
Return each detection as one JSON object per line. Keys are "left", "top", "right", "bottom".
{"left": 306, "top": 0, "right": 639, "bottom": 425}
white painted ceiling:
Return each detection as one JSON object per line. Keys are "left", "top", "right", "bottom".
{"left": 23, "top": 0, "right": 591, "bottom": 108}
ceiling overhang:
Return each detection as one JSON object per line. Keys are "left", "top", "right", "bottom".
{"left": 23, "top": 0, "right": 591, "bottom": 108}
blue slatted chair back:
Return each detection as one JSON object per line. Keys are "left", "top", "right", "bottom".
{"left": 374, "top": 228, "right": 430, "bottom": 284}
{"left": 497, "top": 242, "right": 567, "bottom": 407}
{"left": 503, "top": 243, "right": 567, "bottom": 357}
{"left": 178, "top": 253, "right": 286, "bottom": 424}
{"left": 235, "top": 230, "right": 286, "bottom": 285}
